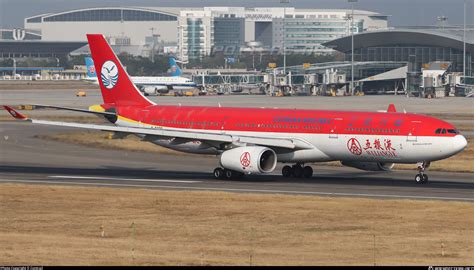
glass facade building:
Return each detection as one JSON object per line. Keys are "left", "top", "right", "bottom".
{"left": 213, "top": 17, "right": 245, "bottom": 49}
{"left": 273, "top": 18, "right": 363, "bottom": 53}
{"left": 351, "top": 46, "right": 470, "bottom": 75}
{"left": 324, "top": 29, "right": 474, "bottom": 76}
{"left": 185, "top": 18, "right": 206, "bottom": 59}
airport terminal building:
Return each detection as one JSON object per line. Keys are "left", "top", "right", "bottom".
{"left": 324, "top": 27, "right": 474, "bottom": 76}
{"left": 20, "top": 6, "right": 388, "bottom": 59}
{"left": 178, "top": 7, "right": 387, "bottom": 60}
{"left": 24, "top": 7, "right": 180, "bottom": 57}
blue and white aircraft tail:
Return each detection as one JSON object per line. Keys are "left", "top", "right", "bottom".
{"left": 83, "top": 56, "right": 98, "bottom": 83}
{"left": 85, "top": 56, "right": 96, "bottom": 78}
{"left": 168, "top": 57, "right": 182, "bottom": 77}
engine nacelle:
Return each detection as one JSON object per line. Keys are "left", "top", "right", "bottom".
{"left": 220, "top": 146, "right": 277, "bottom": 174}
{"left": 142, "top": 86, "right": 169, "bottom": 95}
{"left": 341, "top": 161, "right": 395, "bottom": 171}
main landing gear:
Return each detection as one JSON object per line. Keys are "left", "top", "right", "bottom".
{"left": 213, "top": 167, "right": 245, "bottom": 180}
{"left": 282, "top": 163, "right": 313, "bottom": 178}
{"left": 415, "top": 161, "right": 430, "bottom": 184}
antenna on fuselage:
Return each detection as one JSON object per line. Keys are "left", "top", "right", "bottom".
{"left": 218, "top": 103, "right": 221, "bottom": 107}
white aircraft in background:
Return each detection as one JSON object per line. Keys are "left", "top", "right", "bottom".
{"left": 84, "top": 56, "right": 197, "bottom": 95}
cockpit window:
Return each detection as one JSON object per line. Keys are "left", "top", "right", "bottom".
{"left": 436, "top": 128, "right": 459, "bottom": 135}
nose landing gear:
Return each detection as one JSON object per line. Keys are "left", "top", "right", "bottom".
{"left": 282, "top": 164, "right": 313, "bottom": 178}
{"left": 415, "top": 161, "right": 430, "bottom": 184}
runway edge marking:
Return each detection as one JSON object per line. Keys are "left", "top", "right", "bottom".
{"left": 1, "top": 179, "right": 473, "bottom": 202}
{"left": 48, "top": 175, "right": 201, "bottom": 183}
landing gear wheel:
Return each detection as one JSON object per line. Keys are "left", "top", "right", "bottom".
{"left": 415, "top": 161, "right": 431, "bottom": 184}
{"left": 292, "top": 165, "right": 303, "bottom": 178}
{"left": 282, "top": 165, "right": 292, "bottom": 178}
{"left": 422, "top": 174, "right": 429, "bottom": 183}
{"left": 415, "top": 174, "right": 428, "bottom": 184}
{"left": 224, "top": 169, "right": 234, "bottom": 179}
{"left": 303, "top": 166, "right": 313, "bottom": 178}
{"left": 223, "top": 169, "right": 244, "bottom": 180}
{"left": 213, "top": 168, "right": 224, "bottom": 179}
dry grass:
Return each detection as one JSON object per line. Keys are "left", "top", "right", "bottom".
{"left": 0, "top": 184, "right": 472, "bottom": 266}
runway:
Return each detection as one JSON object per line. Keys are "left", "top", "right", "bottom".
{"left": 1, "top": 121, "right": 473, "bottom": 201}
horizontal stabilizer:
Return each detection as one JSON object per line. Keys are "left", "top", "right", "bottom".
{"left": 3, "top": 106, "right": 28, "bottom": 120}
{"left": 32, "top": 104, "right": 116, "bottom": 116}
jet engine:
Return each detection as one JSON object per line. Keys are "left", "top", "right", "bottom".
{"left": 220, "top": 146, "right": 277, "bottom": 174}
{"left": 341, "top": 161, "right": 395, "bottom": 171}
{"left": 142, "top": 86, "right": 169, "bottom": 95}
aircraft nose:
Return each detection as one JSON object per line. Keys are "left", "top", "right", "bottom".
{"left": 452, "top": 135, "right": 468, "bottom": 153}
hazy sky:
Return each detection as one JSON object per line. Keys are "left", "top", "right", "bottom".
{"left": 0, "top": 0, "right": 472, "bottom": 28}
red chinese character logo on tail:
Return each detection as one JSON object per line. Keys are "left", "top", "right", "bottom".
{"left": 240, "top": 152, "right": 251, "bottom": 167}
{"left": 347, "top": 138, "right": 362, "bottom": 155}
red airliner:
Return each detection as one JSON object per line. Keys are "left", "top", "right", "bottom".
{"left": 3, "top": 34, "right": 468, "bottom": 183}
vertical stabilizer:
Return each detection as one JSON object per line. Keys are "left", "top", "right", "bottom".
{"left": 85, "top": 57, "right": 97, "bottom": 78}
{"left": 168, "top": 57, "right": 182, "bottom": 77}
{"left": 387, "top": 103, "right": 397, "bottom": 113}
{"left": 87, "top": 34, "right": 154, "bottom": 107}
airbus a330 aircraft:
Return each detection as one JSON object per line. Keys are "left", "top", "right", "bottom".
{"left": 84, "top": 55, "right": 197, "bottom": 95}
{"left": 4, "top": 34, "right": 468, "bottom": 183}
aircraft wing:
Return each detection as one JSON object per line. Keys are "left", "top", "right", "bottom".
{"left": 3, "top": 106, "right": 313, "bottom": 150}
{"left": 31, "top": 104, "right": 116, "bottom": 117}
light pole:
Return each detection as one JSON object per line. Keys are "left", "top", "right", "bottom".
{"left": 178, "top": 25, "right": 184, "bottom": 63}
{"left": 149, "top": 27, "right": 157, "bottom": 63}
{"left": 11, "top": 58, "right": 16, "bottom": 77}
{"left": 463, "top": 0, "right": 466, "bottom": 76}
{"left": 281, "top": 0, "right": 289, "bottom": 76}
{"left": 348, "top": 0, "right": 357, "bottom": 96}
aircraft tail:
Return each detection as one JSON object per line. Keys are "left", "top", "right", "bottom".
{"left": 86, "top": 34, "right": 154, "bottom": 107}
{"left": 168, "top": 57, "right": 182, "bottom": 77}
{"left": 85, "top": 56, "right": 97, "bottom": 78}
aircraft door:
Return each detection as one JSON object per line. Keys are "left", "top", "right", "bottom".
{"left": 139, "top": 110, "right": 151, "bottom": 128}
{"left": 406, "top": 121, "right": 420, "bottom": 142}
{"left": 220, "top": 116, "right": 229, "bottom": 134}
{"left": 329, "top": 118, "right": 342, "bottom": 139}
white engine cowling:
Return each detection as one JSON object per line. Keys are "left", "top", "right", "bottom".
{"left": 142, "top": 86, "right": 169, "bottom": 95}
{"left": 341, "top": 161, "right": 395, "bottom": 171}
{"left": 220, "top": 146, "right": 277, "bottom": 174}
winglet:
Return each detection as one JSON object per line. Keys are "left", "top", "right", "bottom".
{"left": 387, "top": 103, "right": 397, "bottom": 113}
{"left": 3, "top": 106, "right": 29, "bottom": 120}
